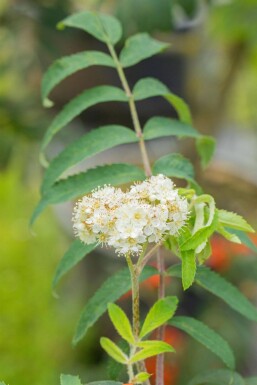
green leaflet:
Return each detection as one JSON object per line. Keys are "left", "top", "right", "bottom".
{"left": 187, "top": 369, "right": 244, "bottom": 385}
{"left": 107, "top": 303, "right": 134, "bottom": 344}
{"left": 181, "top": 250, "right": 196, "bottom": 290}
{"left": 41, "top": 125, "right": 138, "bottom": 193}
{"left": 130, "top": 341, "right": 174, "bottom": 363}
{"left": 107, "top": 340, "right": 129, "bottom": 381}
{"left": 41, "top": 85, "right": 128, "bottom": 151}
{"left": 152, "top": 153, "right": 195, "bottom": 184}
{"left": 73, "top": 266, "right": 157, "bottom": 345}
{"left": 132, "top": 372, "right": 151, "bottom": 384}
{"left": 52, "top": 240, "right": 96, "bottom": 289}
{"left": 58, "top": 11, "right": 122, "bottom": 45}
{"left": 218, "top": 209, "right": 254, "bottom": 233}
{"left": 218, "top": 225, "right": 241, "bottom": 244}
{"left": 60, "top": 374, "right": 82, "bottom": 385}
{"left": 180, "top": 210, "right": 218, "bottom": 251}
{"left": 169, "top": 316, "right": 235, "bottom": 369}
{"left": 31, "top": 163, "right": 145, "bottom": 225}
{"left": 139, "top": 296, "right": 178, "bottom": 338}
{"left": 196, "top": 136, "right": 216, "bottom": 168}
{"left": 100, "top": 338, "right": 128, "bottom": 364}
{"left": 133, "top": 78, "right": 192, "bottom": 124}
{"left": 197, "top": 240, "right": 212, "bottom": 265}
{"left": 41, "top": 51, "right": 115, "bottom": 106}
{"left": 143, "top": 116, "right": 200, "bottom": 140}
{"left": 119, "top": 33, "right": 169, "bottom": 67}
{"left": 167, "top": 264, "right": 257, "bottom": 322}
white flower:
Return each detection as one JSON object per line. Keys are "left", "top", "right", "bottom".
{"left": 72, "top": 175, "right": 189, "bottom": 256}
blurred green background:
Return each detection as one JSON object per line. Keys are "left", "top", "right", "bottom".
{"left": 1, "top": 1, "right": 257, "bottom": 384}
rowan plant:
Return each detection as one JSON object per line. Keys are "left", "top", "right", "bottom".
{"left": 24, "top": 9, "right": 257, "bottom": 385}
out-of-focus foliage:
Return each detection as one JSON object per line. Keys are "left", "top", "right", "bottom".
{"left": 0, "top": 147, "right": 83, "bottom": 385}
{"left": 209, "top": 0, "right": 257, "bottom": 128}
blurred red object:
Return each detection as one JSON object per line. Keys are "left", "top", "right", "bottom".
{"left": 208, "top": 234, "right": 257, "bottom": 272}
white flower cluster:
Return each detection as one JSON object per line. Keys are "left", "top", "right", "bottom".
{"left": 73, "top": 174, "right": 188, "bottom": 256}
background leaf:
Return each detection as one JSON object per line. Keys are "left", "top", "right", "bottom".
{"left": 52, "top": 240, "right": 96, "bottom": 289}
{"left": 120, "top": 33, "right": 168, "bottom": 67}
{"left": 31, "top": 163, "right": 145, "bottom": 225}
{"left": 245, "top": 378, "right": 257, "bottom": 385}
{"left": 41, "top": 51, "right": 115, "bottom": 105}
{"left": 108, "top": 303, "right": 134, "bottom": 344}
{"left": 100, "top": 338, "right": 128, "bottom": 364}
{"left": 196, "top": 136, "right": 216, "bottom": 168}
{"left": 73, "top": 266, "right": 157, "bottom": 345}
{"left": 187, "top": 369, "right": 244, "bottom": 385}
{"left": 41, "top": 125, "right": 138, "bottom": 192}
{"left": 58, "top": 11, "right": 122, "bottom": 45}
{"left": 152, "top": 153, "right": 195, "bottom": 184}
{"left": 167, "top": 264, "right": 257, "bottom": 322}
{"left": 227, "top": 229, "right": 257, "bottom": 253}
{"left": 60, "top": 374, "right": 82, "bottom": 385}
{"left": 41, "top": 86, "right": 127, "bottom": 151}
{"left": 133, "top": 78, "right": 192, "bottom": 124}
{"left": 143, "top": 116, "right": 200, "bottom": 140}
{"left": 139, "top": 296, "right": 178, "bottom": 338}
{"left": 169, "top": 316, "right": 235, "bottom": 369}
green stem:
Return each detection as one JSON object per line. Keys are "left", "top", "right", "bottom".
{"left": 107, "top": 42, "right": 152, "bottom": 177}
{"left": 127, "top": 359, "right": 134, "bottom": 383}
{"left": 126, "top": 255, "right": 140, "bottom": 339}
{"left": 156, "top": 248, "right": 165, "bottom": 385}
